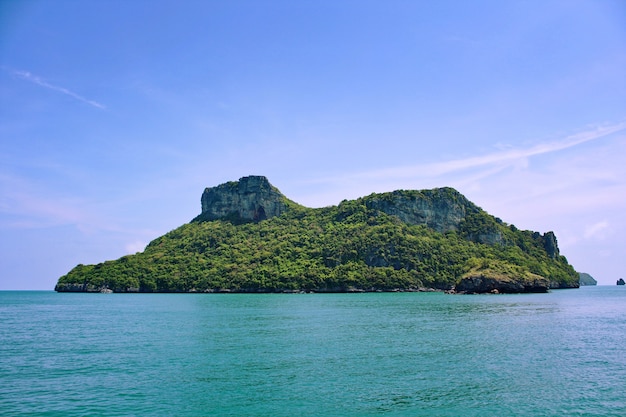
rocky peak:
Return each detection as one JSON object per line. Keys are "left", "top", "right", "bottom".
{"left": 195, "top": 176, "right": 289, "bottom": 223}
{"left": 532, "top": 231, "right": 560, "bottom": 259}
{"left": 542, "top": 231, "right": 559, "bottom": 259}
{"left": 363, "top": 187, "right": 477, "bottom": 233}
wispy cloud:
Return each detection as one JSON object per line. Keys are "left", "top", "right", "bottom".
{"left": 584, "top": 221, "right": 610, "bottom": 239}
{"left": 306, "top": 122, "right": 626, "bottom": 190}
{"left": 353, "top": 122, "right": 626, "bottom": 182}
{"left": 12, "top": 69, "right": 106, "bottom": 109}
{"left": 292, "top": 121, "right": 626, "bottom": 212}
{"left": 0, "top": 172, "right": 88, "bottom": 229}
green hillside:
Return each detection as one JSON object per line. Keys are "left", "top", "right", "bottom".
{"left": 55, "top": 177, "right": 579, "bottom": 293}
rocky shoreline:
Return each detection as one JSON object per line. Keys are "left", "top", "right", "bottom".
{"left": 55, "top": 280, "right": 576, "bottom": 294}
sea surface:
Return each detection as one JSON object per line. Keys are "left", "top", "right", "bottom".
{"left": 1, "top": 287, "right": 625, "bottom": 416}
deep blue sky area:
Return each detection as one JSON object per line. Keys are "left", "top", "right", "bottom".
{"left": 1, "top": 0, "right": 625, "bottom": 288}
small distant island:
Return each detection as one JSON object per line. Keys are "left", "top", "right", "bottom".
{"left": 618, "top": 278, "right": 625, "bottom": 286}
{"left": 55, "top": 176, "right": 579, "bottom": 294}
{"left": 579, "top": 272, "right": 597, "bottom": 286}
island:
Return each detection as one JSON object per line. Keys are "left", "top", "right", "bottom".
{"left": 578, "top": 272, "right": 597, "bottom": 286}
{"left": 55, "top": 175, "right": 579, "bottom": 294}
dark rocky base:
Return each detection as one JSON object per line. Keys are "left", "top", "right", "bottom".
{"left": 55, "top": 281, "right": 578, "bottom": 295}
{"left": 454, "top": 275, "right": 549, "bottom": 294}
{"left": 453, "top": 274, "right": 579, "bottom": 294}
{"left": 55, "top": 283, "right": 439, "bottom": 294}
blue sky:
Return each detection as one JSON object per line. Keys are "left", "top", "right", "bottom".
{"left": 1, "top": 0, "right": 625, "bottom": 289}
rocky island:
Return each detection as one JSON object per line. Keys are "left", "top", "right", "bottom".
{"left": 55, "top": 176, "right": 579, "bottom": 294}
{"left": 578, "top": 272, "right": 597, "bottom": 286}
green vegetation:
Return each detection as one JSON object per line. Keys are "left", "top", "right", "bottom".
{"left": 56, "top": 190, "right": 579, "bottom": 293}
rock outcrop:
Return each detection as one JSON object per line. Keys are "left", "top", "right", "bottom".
{"left": 194, "top": 175, "right": 291, "bottom": 223}
{"left": 455, "top": 274, "right": 549, "bottom": 294}
{"left": 364, "top": 188, "right": 472, "bottom": 233}
{"left": 536, "top": 231, "right": 559, "bottom": 259}
{"left": 362, "top": 188, "right": 511, "bottom": 245}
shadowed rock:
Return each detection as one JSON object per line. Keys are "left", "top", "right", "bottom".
{"left": 194, "top": 175, "right": 290, "bottom": 223}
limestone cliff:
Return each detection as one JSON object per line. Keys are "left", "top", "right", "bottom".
{"left": 363, "top": 188, "right": 473, "bottom": 233}
{"left": 193, "top": 175, "right": 293, "bottom": 223}
{"left": 362, "top": 188, "right": 508, "bottom": 246}
{"left": 535, "top": 231, "right": 559, "bottom": 259}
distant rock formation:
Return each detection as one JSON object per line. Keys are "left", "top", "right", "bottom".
{"left": 617, "top": 278, "right": 625, "bottom": 286}
{"left": 193, "top": 175, "right": 292, "bottom": 223}
{"left": 578, "top": 272, "right": 597, "bottom": 286}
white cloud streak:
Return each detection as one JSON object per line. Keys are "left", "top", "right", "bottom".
{"left": 291, "top": 121, "right": 626, "bottom": 210}
{"left": 584, "top": 221, "right": 610, "bottom": 239}
{"left": 354, "top": 121, "right": 626, "bottom": 182}
{"left": 0, "top": 173, "right": 88, "bottom": 229}
{"left": 13, "top": 69, "right": 106, "bottom": 109}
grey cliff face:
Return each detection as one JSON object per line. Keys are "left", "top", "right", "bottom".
{"left": 364, "top": 188, "right": 473, "bottom": 233}
{"left": 542, "top": 231, "right": 559, "bottom": 259}
{"left": 531, "top": 231, "right": 559, "bottom": 259}
{"left": 469, "top": 230, "right": 505, "bottom": 246}
{"left": 199, "top": 176, "right": 289, "bottom": 222}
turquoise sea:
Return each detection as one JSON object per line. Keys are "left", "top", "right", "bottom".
{"left": 1, "top": 287, "right": 625, "bottom": 416}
